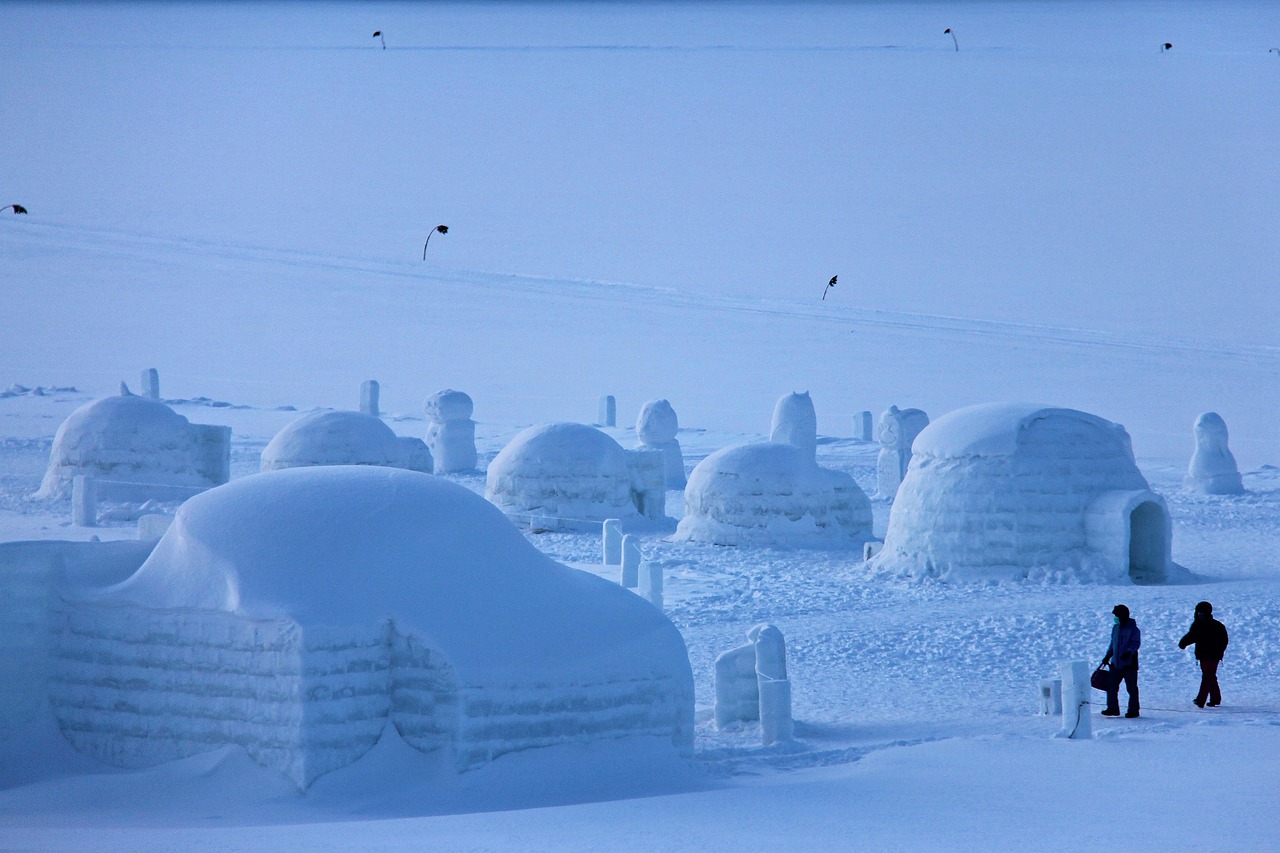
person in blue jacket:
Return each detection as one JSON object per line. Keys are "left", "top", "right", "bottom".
{"left": 1101, "top": 604, "right": 1141, "bottom": 718}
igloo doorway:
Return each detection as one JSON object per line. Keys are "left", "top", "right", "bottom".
{"left": 1128, "top": 501, "right": 1168, "bottom": 584}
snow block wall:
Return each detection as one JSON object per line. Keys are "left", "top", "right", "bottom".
{"left": 261, "top": 411, "right": 432, "bottom": 474}
{"left": 675, "top": 442, "right": 873, "bottom": 548}
{"left": 42, "top": 467, "right": 694, "bottom": 788}
{"left": 487, "top": 423, "right": 670, "bottom": 528}
{"left": 871, "top": 403, "right": 1172, "bottom": 583}
{"left": 36, "top": 394, "right": 230, "bottom": 500}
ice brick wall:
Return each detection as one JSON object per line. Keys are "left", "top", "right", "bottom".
{"left": 48, "top": 604, "right": 391, "bottom": 788}
{"left": 881, "top": 415, "right": 1149, "bottom": 579}
{"left": 0, "top": 544, "right": 55, "bottom": 736}
{"left": 389, "top": 631, "right": 459, "bottom": 755}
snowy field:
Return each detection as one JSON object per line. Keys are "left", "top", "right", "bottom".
{"left": 3, "top": 1, "right": 1280, "bottom": 850}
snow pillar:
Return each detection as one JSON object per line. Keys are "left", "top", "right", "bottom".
{"left": 1185, "top": 412, "right": 1243, "bottom": 495}
{"left": 858, "top": 410, "right": 873, "bottom": 441}
{"left": 360, "top": 380, "right": 380, "bottom": 417}
{"left": 752, "top": 624, "right": 793, "bottom": 745}
{"left": 71, "top": 476, "right": 96, "bottom": 527}
{"left": 140, "top": 368, "right": 160, "bottom": 400}
{"left": 714, "top": 643, "right": 758, "bottom": 727}
{"left": 863, "top": 540, "right": 883, "bottom": 561}
{"left": 602, "top": 519, "right": 623, "bottom": 565}
{"left": 620, "top": 534, "right": 641, "bottom": 588}
{"left": 1057, "top": 660, "right": 1092, "bottom": 740}
{"left": 598, "top": 395, "right": 616, "bottom": 427}
{"left": 636, "top": 399, "right": 685, "bottom": 489}
{"left": 137, "top": 514, "right": 173, "bottom": 540}
{"left": 424, "top": 390, "right": 477, "bottom": 473}
{"left": 638, "top": 560, "right": 663, "bottom": 609}
{"left": 770, "top": 392, "right": 817, "bottom": 462}
{"left": 876, "top": 405, "right": 929, "bottom": 500}
{"left": 1039, "top": 678, "right": 1062, "bottom": 715}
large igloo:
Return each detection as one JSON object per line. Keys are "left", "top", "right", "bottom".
{"left": 870, "top": 403, "right": 1172, "bottom": 583}
{"left": 47, "top": 466, "right": 694, "bottom": 788}
{"left": 36, "top": 394, "right": 230, "bottom": 500}
{"left": 674, "top": 442, "right": 874, "bottom": 548}
{"left": 486, "top": 423, "right": 666, "bottom": 529}
{"left": 261, "top": 410, "right": 432, "bottom": 473}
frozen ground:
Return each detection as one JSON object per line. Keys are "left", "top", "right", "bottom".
{"left": 3, "top": 0, "right": 1280, "bottom": 850}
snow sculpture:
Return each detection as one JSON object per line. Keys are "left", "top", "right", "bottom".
{"left": 638, "top": 560, "right": 663, "bottom": 609}
{"left": 870, "top": 403, "right": 1172, "bottom": 583}
{"left": 858, "top": 410, "right": 873, "bottom": 442}
{"left": 140, "top": 368, "right": 159, "bottom": 401}
{"left": 424, "top": 389, "right": 478, "bottom": 473}
{"left": 360, "top": 379, "right": 380, "bottom": 417}
{"left": 876, "top": 405, "right": 929, "bottom": 500}
{"left": 770, "top": 391, "right": 817, "bottom": 462}
{"left": 598, "top": 395, "right": 616, "bottom": 427}
{"left": 45, "top": 467, "right": 695, "bottom": 788}
{"left": 486, "top": 423, "right": 668, "bottom": 530}
{"left": 261, "top": 410, "right": 432, "bottom": 474}
{"left": 36, "top": 394, "right": 230, "bottom": 500}
{"left": 1185, "top": 412, "right": 1243, "bottom": 495}
{"left": 602, "top": 518, "right": 623, "bottom": 565}
{"left": 621, "top": 533, "right": 642, "bottom": 588}
{"left": 636, "top": 399, "right": 685, "bottom": 489}
{"left": 713, "top": 624, "right": 793, "bottom": 745}
{"left": 675, "top": 442, "right": 873, "bottom": 548}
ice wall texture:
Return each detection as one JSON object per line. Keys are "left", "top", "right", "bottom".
{"left": 1185, "top": 412, "right": 1244, "bottom": 495}
{"left": 44, "top": 467, "right": 693, "bottom": 787}
{"left": 873, "top": 404, "right": 1170, "bottom": 583}
{"left": 36, "top": 395, "right": 227, "bottom": 500}
{"left": 260, "top": 411, "right": 432, "bottom": 474}
{"left": 675, "top": 442, "right": 873, "bottom": 549}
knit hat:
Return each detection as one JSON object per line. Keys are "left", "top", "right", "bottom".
{"left": 1195, "top": 601, "right": 1213, "bottom": 615}
{"left": 1112, "top": 604, "right": 1130, "bottom": 620}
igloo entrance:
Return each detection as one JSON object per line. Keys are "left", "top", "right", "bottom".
{"left": 1128, "top": 500, "right": 1168, "bottom": 584}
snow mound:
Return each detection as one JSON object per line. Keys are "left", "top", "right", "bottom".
{"left": 260, "top": 410, "right": 431, "bottom": 474}
{"left": 51, "top": 467, "right": 693, "bottom": 788}
{"left": 35, "top": 395, "right": 224, "bottom": 500}
{"left": 674, "top": 442, "right": 873, "bottom": 549}
{"left": 871, "top": 403, "right": 1172, "bottom": 583}
{"left": 486, "top": 423, "right": 667, "bottom": 527}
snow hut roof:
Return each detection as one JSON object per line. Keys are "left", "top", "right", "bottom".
{"left": 693, "top": 441, "right": 823, "bottom": 482}
{"left": 911, "top": 403, "right": 1131, "bottom": 460}
{"left": 104, "top": 466, "right": 683, "bottom": 674}
{"left": 51, "top": 394, "right": 193, "bottom": 448}
{"left": 491, "top": 422, "right": 627, "bottom": 471}
{"left": 261, "top": 410, "right": 429, "bottom": 472}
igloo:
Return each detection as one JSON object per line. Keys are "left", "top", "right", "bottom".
{"left": 261, "top": 410, "right": 432, "bottom": 474}
{"left": 424, "top": 389, "right": 478, "bottom": 473}
{"left": 636, "top": 399, "right": 685, "bottom": 489}
{"left": 486, "top": 423, "right": 666, "bottom": 529}
{"left": 870, "top": 403, "right": 1172, "bottom": 583}
{"left": 36, "top": 393, "right": 230, "bottom": 500}
{"left": 1185, "top": 412, "right": 1244, "bottom": 495}
{"left": 674, "top": 442, "right": 873, "bottom": 548}
{"left": 45, "top": 467, "right": 694, "bottom": 788}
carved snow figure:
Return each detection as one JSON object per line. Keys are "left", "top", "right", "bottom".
{"left": 1184, "top": 412, "right": 1244, "bottom": 495}
{"left": 41, "top": 467, "right": 695, "bottom": 789}
{"left": 636, "top": 399, "right": 685, "bottom": 489}
{"left": 486, "top": 423, "right": 666, "bottom": 529}
{"left": 713, "top": 624, "right": 793, "bottom": 744}
{"left": 876, "top": 405, "right": 929, "bottom": 500}
{"left": 36, "top": 393, "right": 230, "bottom": 500}
{"left": 424, "top": 389, "right": 478, "bottom": 473}
{"left": 770, "top": 391, "right": 818, "bottom": 462}
{"left": 675, "top": 442, "right": 873, "bottom": 548}
{"left": 261, "top": 411, "right": 432, "bottom": 474}
{"left": 870, "top": 403, "right": 1173, "bottom": 583}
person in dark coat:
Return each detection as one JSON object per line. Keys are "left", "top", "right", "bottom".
{"left": 1178, "top": 601, "right": 1229, "bottom": 708}
{"left": 1101, "top": 604, "right": 1141, "bottom": 717}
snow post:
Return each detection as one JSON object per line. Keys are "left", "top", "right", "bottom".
{"left": 602, "top": 518, "right": 623, "bottom": 565}
{"left": 598, "top": 395, "right": 616, "bottom": 428}
{"left": 1039, "top": 677, "right": 1062, "bottom": 715}
{"left": 859, "top": 410, "right": 873, "bottom": 441}
{"left": 752, "top": 624, "right": 793, "bottom": 745}
{"left": 140, "top": 368, "right": 160, "bottom": 401}
{"left": 638, "top": 560, "right": 663, "bottom": 609}
{"left": 360, "top": 380, "right": 380, "bottom": 417}
{"left": 1057, "top": 660, "right": 1092, "bottom": 739}
{"left": 714, "top": 641, "right": 758, "bottom": 727}
{"left": 620, "top": 534, "right": 641, "bottom": 588}
{"left": 71, "top": 476, "right": 97, "bottom": 527}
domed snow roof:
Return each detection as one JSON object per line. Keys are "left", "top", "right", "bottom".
{"left": 261, "top": 411, "right": 431, "bottom": 473}
{"left": 36, "top": 395, "right": 212, "bottom": 499}
{"left": 911, "top": 403, "right": 1132, "bottom": 460}
{"left": 103, "top": 466, "right": 683, "bottom": 673}
{"left": 691, "top": 441, "right": 821, "bottom": 482}
{"left": 491, "top": 422, "right": 628, "bottom": 472}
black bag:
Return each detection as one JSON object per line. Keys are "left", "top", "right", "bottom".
{"left": 1090, "top": 666, "right": 1114, "bottom": 691}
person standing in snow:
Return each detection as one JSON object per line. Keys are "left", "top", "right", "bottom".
{"left": 1101, "top": 604, "right": 1141, "bottom": 718}
{"left": 1178, "top": 601, "right": 1229, "bottom": 708}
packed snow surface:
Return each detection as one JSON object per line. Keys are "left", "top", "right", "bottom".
{"left": 260, "top": 410, "right": 432, "bottom": 473}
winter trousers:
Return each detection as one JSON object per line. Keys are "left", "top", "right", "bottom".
{"left": 1105, "top": 665, "right": 1139, "bottom": 715}
{"left": 1196, "top": 659, "right": 1222, "bottom": 706}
